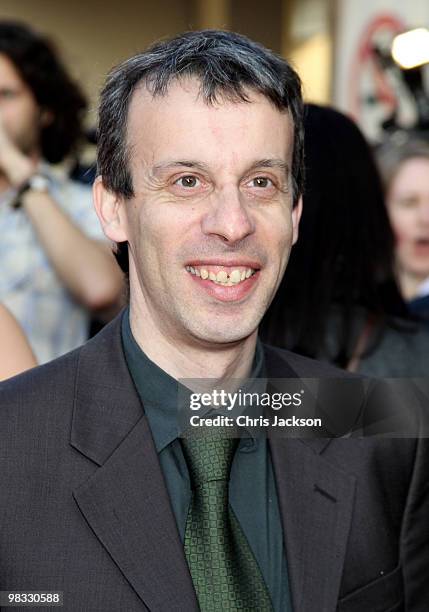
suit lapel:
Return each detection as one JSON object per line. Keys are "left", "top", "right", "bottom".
{"left": 270, "top": 438, "right": 356, "bottom": 612}
{"left": 265, "top": 344, "right": 356, "bottom": 612}
{"left": 73, "top": 416, "right": 198, "bottom": 611}
{"left": 70, "top": 314, "right": 198, "bottom": 611}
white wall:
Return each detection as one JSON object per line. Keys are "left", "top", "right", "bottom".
{"left": 0, "top": 0, "right": 189, "bottom": 124}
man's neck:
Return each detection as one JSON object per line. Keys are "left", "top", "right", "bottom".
{"left": 129, "top": 304, "right": 258, "bottom": 385}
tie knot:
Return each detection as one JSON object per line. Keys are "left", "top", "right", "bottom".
{"left": 181, "top": 430, "right": 238, "bottom": 487}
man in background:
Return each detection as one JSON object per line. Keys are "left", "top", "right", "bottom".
{"left": 0, "top": 22, "right": 122, "bottom": 363}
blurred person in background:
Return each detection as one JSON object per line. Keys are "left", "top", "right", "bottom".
{"left": 261, "top": 104, "right": 429, "bottom": 376}
{"left": 0, "top": 302, "right": 36, "bottom": 380}
{"left": 0, "top": 22, "right": 123, "bottom": 363}
{"left": 377, "top": 140, "right": 429, "bottom": 325}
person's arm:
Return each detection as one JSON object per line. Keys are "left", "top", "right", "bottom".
{"left": 20, "top": 189, "right": 123, "bottom": 311}
{"left": 0, "top": 121, "right": 123, "bottom": 314}
{"left": 0, "top": 304, "right": 36, "bottom": 380}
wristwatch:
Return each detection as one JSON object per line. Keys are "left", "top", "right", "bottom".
{"left": 12, "top": 173, "right": 50, "bottom": 209}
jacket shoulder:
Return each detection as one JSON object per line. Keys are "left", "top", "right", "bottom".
{"left": 0, "top": 347, "right": 81, "bottom": 419}
{"left": 262, "top": 343, "right": 354, "bottom": 378}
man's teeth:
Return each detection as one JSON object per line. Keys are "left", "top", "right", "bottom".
{"left": 185, "top": 266, "right": 256, "bottom": 285}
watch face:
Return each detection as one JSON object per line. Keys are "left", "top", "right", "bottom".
{"left": 29, "top": 175, "right": 50, "bottom": 191}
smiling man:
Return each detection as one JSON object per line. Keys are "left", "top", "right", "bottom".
{"left": 95, "top": 75, "right": 301, "bottom": 377}
{"left": 0, "top": 30, "right": 428, "bottom": 612}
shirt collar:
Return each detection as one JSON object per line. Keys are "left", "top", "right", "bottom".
{"left": 121, "top": 309, "right": 266, "bottom": 453}
{"left": 416, "top": 275, "right": 429, "bottom": 298}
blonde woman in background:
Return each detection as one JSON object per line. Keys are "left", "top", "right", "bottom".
{"left": 0, "top": 302, "right": 36, "bottom": 380}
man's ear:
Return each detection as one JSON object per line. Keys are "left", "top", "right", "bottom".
{"left": 93, "top": 176, "right": 129, "bottom": 243}
{"left": 291, "top": 195, "right": 303, "bottom": 245}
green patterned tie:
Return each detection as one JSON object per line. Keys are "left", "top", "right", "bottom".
{"left": 181, "top": 430, "right": 273, "bottom": 611}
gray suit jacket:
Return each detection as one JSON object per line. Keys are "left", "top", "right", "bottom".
{"left": 0, "top": 314, "right": 428, "bottom": 611}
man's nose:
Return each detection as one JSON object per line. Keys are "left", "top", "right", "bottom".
{"left": 201, "top": 186, "right": 255, "bottom": 244}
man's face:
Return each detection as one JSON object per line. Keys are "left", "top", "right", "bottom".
{"left": 386, "top": 157, "right": 429, "bottom": 283}
{"left": 120, "top": 78, "right": 301, "bottom": 347}
{"left": 0, "top": 53, "right": 42, "bottom": 155}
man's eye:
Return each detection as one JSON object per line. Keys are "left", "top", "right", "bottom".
{"left": 250, "top": 177, "right": 273, "bottom": 188}
{"left": 176, "top": 176, "right": 200, "bottom": 188}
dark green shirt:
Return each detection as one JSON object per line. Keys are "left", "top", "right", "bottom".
{"left": 121, "top": 311, "right": 292, "bottom": 611}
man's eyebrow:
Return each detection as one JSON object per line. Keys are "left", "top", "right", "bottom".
{"left": 247, "top": 159, "right": 290, "bottom": 174}
{"left": 151, "top": 160, "right": 211, "bottom": 175}
{"left": 151, "top": 159, "right": 289, "bottom": 175}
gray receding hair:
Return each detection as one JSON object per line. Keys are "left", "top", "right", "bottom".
{"left": 377, "top": 137, "right": 429, "bottom": 190}
{"left": 97, "top": 29, "right": 305, "bottom": 274}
